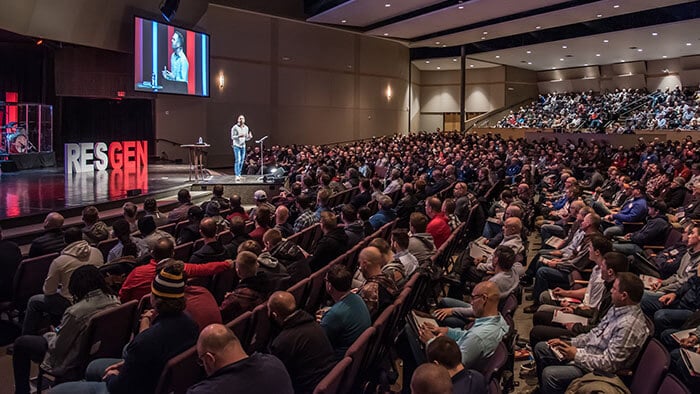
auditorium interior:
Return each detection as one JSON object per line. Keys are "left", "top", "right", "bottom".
{"left": 1, "top": 0, "right": 700, "bottom": 393}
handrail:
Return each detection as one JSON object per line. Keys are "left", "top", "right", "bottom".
{"left": 466, "top": 97, "right": 537, "bottom": 132}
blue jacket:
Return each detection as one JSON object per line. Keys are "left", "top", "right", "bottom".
{"left": 675, "top": 274, "right": 700, "bottom": 311}
{"left": 631, "top": 214, "right": 670, "bottom": 246}
{"left": 369, "top": 208, "right": 397, "bottom": 230}
{"left": 612, "top": 197, "right": 648, "bottom": 224}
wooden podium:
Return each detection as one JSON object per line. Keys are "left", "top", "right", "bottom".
{"left": 180, "top": 143, "right": 210, "bottom": 181}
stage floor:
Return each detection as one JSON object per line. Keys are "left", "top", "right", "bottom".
{"left": 0, "top": 164, "right": 202, "bottom": 220}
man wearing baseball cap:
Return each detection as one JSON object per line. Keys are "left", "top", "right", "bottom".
{"left": 250, "top": 189, "right": 275, "bottom": 222}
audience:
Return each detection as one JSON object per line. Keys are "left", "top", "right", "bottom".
{"left": 81, "top": 206, "right": 109, "bottom": 246}
{"left": 426, "top": 336, "right": 487, "bottom": 394}
{"left": 0, "top": 224, "right": 22, "bottom": 302}
{"left": 168, "top": 188, "right": 194, "bottom": 223}
{"left": 28, "top": 212, "right": 66, "bottom": 258}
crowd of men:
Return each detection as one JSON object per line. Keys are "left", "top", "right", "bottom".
{"left": 5, "top": 128, "right": 700, "bottom": 393}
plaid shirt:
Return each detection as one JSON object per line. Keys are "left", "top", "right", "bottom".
{"left": 293, "top": 209, "right": 318, "bottom": 233}
{"left": 447, "top": 214, "right": 461, "bottom": 232}
{"left": 572, "top": 304, "right": 649, "bottom": 373}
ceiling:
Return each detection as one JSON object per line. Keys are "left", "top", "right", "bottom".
{"left": 301, "top": 0, "right": 700, "bottom": 71}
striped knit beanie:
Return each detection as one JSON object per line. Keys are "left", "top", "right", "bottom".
{"left": 151, "top": 265, "right": 185, "bottom": 299}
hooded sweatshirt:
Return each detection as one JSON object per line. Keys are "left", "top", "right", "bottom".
{"left": 44, "top": 240, "right": 104, "bottom": 301}
{"left": 408, "top": 233, "right": 436, "bottom": 263}
{"left": 344, "top": 220, "right": 366, "bottom": 247}
{"left": 82, "top": 221, "right": 110, "bottom": 246}
{"left": 309, "top": 228, "right": 349, "bottom": 272}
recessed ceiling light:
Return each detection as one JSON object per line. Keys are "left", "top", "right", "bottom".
{"left": 495, "top": 55, "right": 500, "bottom": 59}
{"left": 603, "top": 39, "right": 609, "bottom": 43}
{"left": 341, "top": 19, "right": 347, "bottom": 23}
{"left": 584, "top": 63, "right": 588, "bottom": 66}
{"left": 562, "top": 45, "right": 567, "bottom": 49}
{"left": 686, "top": 42, "right": 693, "bottom": 46}
{"left": 596, "top": 53, "right": 601, "bottom": 57}
{"left": 383, "top": 33, "right": 389, "bottom": 36}
{"left": 613, "top": 4, "right": 620, "bottom": 8}
{"left": 458, "top": 5, "right": 464, "bottom": 9}
{"left": 662, "top": 55, "right": 668, "bottom": 58}
{"left": 482, "top": 32, "right": 488, "bottom": 35}
{"left": 437, "top": 66, "right": 441, "bottom": 70}
{"left": 435, "top": 41, "right": 440, "bottom": 45}
{"left": 596, "top": 14, "right": 603, "bottom": 18}
{"left": 281, "top": 56, "right": 291, "bottom": 61}
{"left": 425, "top": 60, "right": 430, "bottom": 64}
{"left": 552, "top": 67, "right": 556, "bottom": 70}
{"left": 469, "top": 64, "right": 474, "bottom": 68}
{"left": 527, "top": 62, "right": 532, "bottom": 65}
{"left": 637, "top": 48, "right": 643, "bottom": 52}
{"left": 620, "top": 59, "right": 625, "bottom": 62}
{"left": 453, "top": 58, "right": 457, "bottom": 62}
{"left": 385, "top": 3, "right": 391, "bottom": 7}
{"left": 481, "top": 37, "right": 485, "bottom": 40}
{"left": 526, "top": 50, "right": 532, "bottom": 54}
{"left": 535, "top": 26, "right": 542, "bottom": 29}
{"left": 442, "top": 44, "right": 446, "bottom": 47}
{"left": 560, "top": 58, "right": 564, "bottom": 61}
{"left": 652, "top": 32, "right": 658, "bottom": 36}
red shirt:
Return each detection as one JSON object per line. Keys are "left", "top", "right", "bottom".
{"left": 427, "top": 213, "right": 451, "bottom": 248}
{"left": 184, "top": 286, "right": 222, "bottom": 331}
{"left": 119, "top": 259, "right": 230, "bottom": 303}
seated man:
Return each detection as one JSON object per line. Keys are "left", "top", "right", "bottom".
{"left": 81, "top": 205, "right": 110, "bottom": 246}
{"left": 416, "top": 281, "right": 509, "bottom": 369}
{"left": 531, "top": 272, "right": 649, "bottom": 394}
{"left": 190, "top": 218, "right": 228, "bottom": 263}
{"left": 29, "top": 212, "right": 66, "bottom": 258}
{"left": 426, "top": 336, "right": 487, "bottom": 394}
{"left": 524, "top": 214, "right": 602, "bottom": 313}
{"left": 138, "top": 215, "right": 176, "bottom": 253}
{"left": 51, "top": 264, "right": 200, "bottom": 394}
{"left": 189, "top": 324, "right": 294, "bottom": 394}
{"left": 119, "top": 237, "right": 231, "bottom": 303}
{"left": 273, "top": 205, "right": 294, "bottom": 238}
{"left": 612, "top": 200, "right": 670, "bottom": 256}
{"left": 308, "top": 212, "right": 349, "bottom": 272}
{"left": 651, "top": 263, "right": 700, "bottom": 334}
{"left": 177, "top": 205, "right": 204, "bottom": 245}
{"left": 12, "top": 266, "right": 120, "bottom": 394}
{"left": 23, "top": 228, "right": 104, "bottom": 335}
{"left": 602, "top": 181, "right": 648, "bottom": 237}
{"left": 410, "top": 363, "right": 453, "bottom": 394}
{"left": 0, "top": 224, "right": 22, "bottom": 302}
{"left": 391, "top": 229, "right": 419, "bottom": 278}
{"left": 220, "top": 251, "right": 272, "bottom": 322}
{"left": 528, "top": 251, "right": 628, "bottom": 346}
{"left": 319, "top": 264, "right": 372, "bottom": 360}
{"left": 107, "top": 219, "right": 150, "bottom": 263}
{"left": 408, "top": 212, "right": 436, "bottom": 263}
{"left": 268, "top": 291, "right": 335, "bottom": 394}
{"left": 369, "top": 195, "right": 396, "bottom": 230}
{"left": 167, "top": 188, "right": 194, "bottom": 223}
{"left": 464, "top": 217, "right": 525, "bottom": 286}
{"left": 666, "top": 324, "right": 700, "bottom": 387}
{"left": 640, "top": 225, "right": 700, "bottom": 317}
{"left": 356, "top": 246, "right": 399, "bottom": 318}
{"left": 435, "top": 246, "right": 519, "bottom": 328}
{"left": 425, "top": 197, "right": 451, "bottom": 248}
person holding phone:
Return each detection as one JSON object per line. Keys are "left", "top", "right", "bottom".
{"left": 230, "top": 114, "right": 252, "bottom": 181}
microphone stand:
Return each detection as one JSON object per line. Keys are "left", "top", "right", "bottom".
{"left": 255, "top": 135, "right": 268, "bottom": 181}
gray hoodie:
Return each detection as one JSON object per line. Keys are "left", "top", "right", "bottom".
{"left": 408, "top": 233, "right": 436, "bottom": 263}
{"left": 44, "top": 240, "right": 104, "bottom": 301}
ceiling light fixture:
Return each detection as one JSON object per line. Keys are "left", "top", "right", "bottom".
{"left": 584, "top": 63, "right": 588, "bottom": 66}
{"left": 482, "top": 31, "right": 488, "bottom": 35}
{"left": 613, "top": 4, "right": 620, "bottom": 8}
{"left": 341, "top": 19, "right": 347, "bottom": 23}
{"left": 385, "top": 3, "right": 391, "bottom": 7}
{"left": 458, "top": 5, "right": 464, "bottom": 9}
{"left": 526, "top": 50, "right": 532, "bottom": 54}
{"left": 442, "top": 44, "right": 446, "bottom": 47}
{"left": 603, "top": 39, "right": 609, "bottom": 43}
{"left": 481, "top": 37, "right": 485, "bottom": 40}
{"left": 535, "top": 26, "right": 542, "bottom": 29}
{"left": 552, "top": 67, "right": 556, "bottom": 70}
{"left": 495, "top": 55, "right": 500, "bottom": 59}
{"left": 562, "top": 45, "right": 567, "bottom": 49}
{"left": 560, "top": 58, "right": 564, "bottom": 61}
{"left": 620, "top": 59, "right": 625, "bottom": 62}
{"left": 383, "top": 33, "right": 389, "bottom": 36}
{"left": 435, "top": 41, "right": 440, "bottom": 45}
{"left": 425, "top": 60, "right": 430, "bottom": 63}
{"left": 596, "top": 14, "right": 603, "bottom": 18}
{"left": 437, "top": 66, "right": 441, "bottom": 70}
{"left": 596, "top": 53, "right": 601, "bottom": 57}
{"left": 662, "top": 55, "right": 668, "bottom": 58}
{"left": 527, "top": 62, "right": 532, "bottom": 65}
{"left": 652, "top": 32, "right": 658, "bottom": 36}
{"left": 453, "top": 58, "right": 457, "bottom": 62}
{"left": 470, "top": 64, "right": 474, "bottom": 68}
{"left": 686, "top": 42, "right": 692, "bottom": 46}
{"left": 637, "top": 48, "right": 643, "bottom": 52}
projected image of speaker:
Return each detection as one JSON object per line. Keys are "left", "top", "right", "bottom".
{"left": 134, "top": 16, "right": 209, "bottom": 97}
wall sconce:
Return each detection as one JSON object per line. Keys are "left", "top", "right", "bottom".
{"left": 218, "top": 73, "right": 225, "bottom": 89}
{"left": 385, "top": 85, "right": 392, "bottom": 101}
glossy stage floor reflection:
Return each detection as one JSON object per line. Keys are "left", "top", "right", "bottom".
{"left": 0, "top": 164, "right": 194, "bottom": 220}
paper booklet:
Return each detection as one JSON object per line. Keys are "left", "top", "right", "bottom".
{"left": 410, "top": 310, "right": 438, "bottom": 333}
{"left": 640, "top": 274, "right": 662, "bottom": 290}
{"left": 671, "top": 328, "right": 697, "bottom": 344}
{"left": 469, "top": 243, "right": 494, "bottom": 261}
{"left": 681, "top": 348, "right": 700, "bottom": 376}
{"left": 548, "top": 290, "right": 582, "bottom": 304}
{"left": 551, "top": 309, "right": 588, "bottom": 325}
{"left": 545, "top": 236, "right": 566, "bottom": 249}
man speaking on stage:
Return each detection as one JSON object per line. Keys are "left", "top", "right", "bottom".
{"left": 231, "top": 115, "right": 252, "bottom": 181}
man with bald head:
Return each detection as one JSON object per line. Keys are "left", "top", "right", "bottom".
{"left": 417, "top": 281, "right": 509, "bottom": 368}
{"left": 29, "top": 212, "right": 66, "bottom": 257}
{"left": 410, "top": 363, "right": 453, "bottom": 394}
{"left": 357, "top": 246, "right": 399, "bottom": 318}
{"left": 268, "top": 291, "right": 335, "bottom": 393}
{"left": 190, "top": 217, "right": 227, "bottom": 263}
{"left": 273, "top": 205, "right": 294, "bottom": 238}
{"left": 188, "top": 324, "right": 293, "bottom": 394}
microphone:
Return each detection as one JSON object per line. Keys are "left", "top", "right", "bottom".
{"left": 255, "top": 135, "right": 269, "bottom": 144}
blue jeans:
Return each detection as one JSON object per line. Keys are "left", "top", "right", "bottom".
{"left": 640, "top": 290, "right": 665, "bottom": 317}
{"left": 612, "top": 242, "right": 643, "bottom": 256}
{"left": 591, "top": 200, "right": 611, "bottom": 217}
{"left": 22, "top": 293, "right": 71, "bottom": 335}
{"left": 534, "top": 267, "right": 570, "bottom": 305}
{"left": 533, "top": 341, "right": 585, "bottom": 394}
{"left": 50, "top": 358, "right": 121, "bottom": 394}
{"left": 540, "top": 224, "right": 565, "bottom": 244}
{"left": 438, "top": 297, "right": 472, "bottom": 328}
{"left": 603, "top": 225, "right": 624, "bottom": 237}
{"left": 653, "top": 309, "right": 694, "bottom": 335}
{"left": 233, "top": 145, "right": 246, "bottom": 176}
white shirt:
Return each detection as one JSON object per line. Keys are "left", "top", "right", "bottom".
{"left": 230, "top": 124, "right": 251, "bottom": 148}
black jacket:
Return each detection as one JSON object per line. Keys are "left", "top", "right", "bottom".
{"left": 395, "top": 194, "right": 419, "bottom": 228}
{"left": 0, "top": 240, "right": 22, "bottom": 301}
{"left": 189, "top": 240, "right": 227, "bottom": 263}
{"left": 269, "top": 310, "right": 336, "bottom": 394}
{"left": 309, "top": 228, "right": 349, "bottom": 272}
{"left": 29, "top": 229, "right": 66, "bottom": 258}
{"left": 177, "top": 223, "right": 201, "bottom": 245}
{"left": 344, "top": 220, "right": 365, "bottom": 247}
{"left": 664, "top": 186, "right": 689, "bottom": 209}
{"left": 350, "top": 190, "right": 371, "bottom": 210}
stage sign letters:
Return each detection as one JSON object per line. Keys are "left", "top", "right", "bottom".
{"left": 65, "top": 141, "right": 148, "bottom": 173}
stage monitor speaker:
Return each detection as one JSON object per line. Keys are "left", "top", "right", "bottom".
{"left": 127, "top": 189, "right": 142, "bottom": 197}
{"left": 160, "top": 0, "right": 180, "bottom": 21}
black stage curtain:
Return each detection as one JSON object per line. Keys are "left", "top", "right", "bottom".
{"left": 58, "top": 97, "right": 154, "bottom": 157}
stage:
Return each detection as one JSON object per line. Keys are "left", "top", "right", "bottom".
{"left": 0, "top": 164, "right": 278, "bottom": 223}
